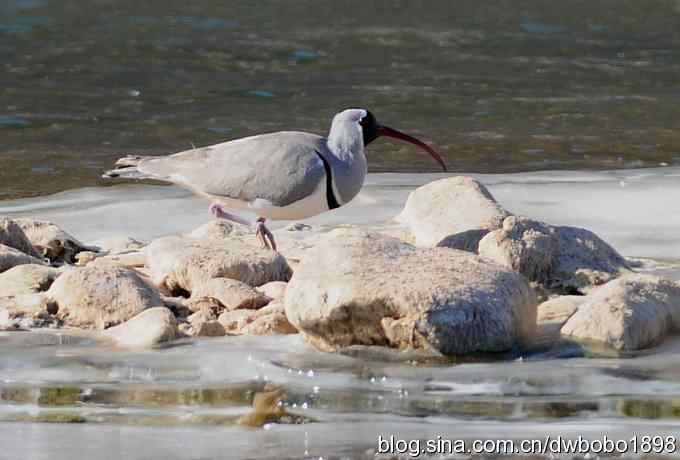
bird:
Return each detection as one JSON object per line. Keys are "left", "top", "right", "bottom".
{"left": 103, "top": 108, "right": 447, "bottom": 251}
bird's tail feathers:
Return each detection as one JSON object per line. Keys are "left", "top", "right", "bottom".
{"left": 114, "top": 155, "right": 160, "bottom": 168}
{"left": 102, "top": 166, "right": 148, "bottom": 180}
{"left": 103, "top": 154, "right": 161, "bottom": 180}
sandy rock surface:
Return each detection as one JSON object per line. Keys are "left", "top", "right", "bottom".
{"left": 0, "top": 264, "right": 58, "bottom": 296}
{"left": 561, "top": 274, "right": 680, "bottom": 351}
{"left": 0, "top": 244, "right": 44, "bottom": 274}
{"left": 47, "top": 265, "right": 163, "bottom": 329}
{"left": 0, "top": 217, "right": 41, "bottom": 258}
{"left": 145, "top": 235, "right": 292, "bottom": 293}
{"left": 13, "top": 218, "right": 96, "bottom": 263}
{"left": 536, "top": 295, "right": 584, "bottom": 340}
{"left": 190, "top": 278, "right": 270, "bottom": 311}
{"left": 105, "top": 306, "right": 178, "bottom": 347}
{"left": 256, "top": 281, "right": 287, "bottom": 301}
{"left": 396, "top": 177, "right": 509, "bottom": 247}
{"left": 285, "top": 230, "right": 536, "bottom": 355}
{"left": 479, "top": 216, "right": 629, "bottom": 293}
{"left": 92, "top": 236, "right": 146, "bottom": 254}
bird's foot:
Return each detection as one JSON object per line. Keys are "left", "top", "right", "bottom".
{"left": 255, "top": 217, "right": 277, "bottom": 251}
{"left": 209, "top": 204, "right": 277, "bottom": 251}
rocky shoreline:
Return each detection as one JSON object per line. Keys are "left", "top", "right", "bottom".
{"left": 1, "top": 176, "right": 678, "bottom": 356}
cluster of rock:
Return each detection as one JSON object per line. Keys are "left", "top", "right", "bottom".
{"left": 0, "top": 217, "right": 294, "bottom": 346}
{"left": 1, "top": 176, "right": 679, "bottom": 355}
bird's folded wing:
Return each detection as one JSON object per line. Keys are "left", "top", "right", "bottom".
{"left": 138, "top": 131, "right": 327, "bottom": 207}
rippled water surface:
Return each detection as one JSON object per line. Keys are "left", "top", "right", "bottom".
{"left": 2, "top": 0, "right": 680, "bottom": 198}
{"left": 2, "top": 332, "right": 680, "bottom": 460}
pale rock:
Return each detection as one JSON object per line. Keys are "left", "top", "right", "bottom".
{"left": 256, "top": 281, "right": 287, "bottom": 301}
{"left": 0, "top": 264, "right": 58, "bottom": 296}
{"left": 105, "top": 307, "right": 178, "bottom": 348}
{"left": 47, "top": 265, "right": 163, "bottom": 329}
{"left": 89, "top": 251, "right": 147, "bottom": 269}
{"left": 91, "top": 236, "right": 146, "bottom": 254}
{"left": 191, "top": 278, "right": 270, "bottom": 311}
{"left": 252, "top": 299, "right": 285, "bottom": 318}
{"left": 396, "top": 177, "right": 509, "bottom": 247}
{"left": 13, "top": 218, "right": 96, "bottom": 263}
{"left": 186, "top": 308, "right": 225, "bottom": 337}
{"left": 241, "top": 311, "right": 297, "bottom": 335}
{"left": 218, "top": 309, "right": 256, "bottom": 334}
{"left": 285, "top": 230, "right": 536, "bottom": 355}
{"left": 184, "top": 296, "right": 223, "bottom": 315}
{"left": 536, "top": 296, "right": 584, "bottom": 340}
{"left": 561, "top": 274, "right": 680, "bottom": 351}
{"left": 0, "top": 244, "right": 44, "bottom": 274}
{"left": 285, "top": 223, "right": 313, "bottom": 232}
{"left": 0, "top": 217, "right": 41, "bottom": 258}
{"left": 74, "top": 251, "right": 98, "bottom": 266}
{"left": 193, "top": 320, "right": 226, "bottom": 337}
{"left": 0, "top": 293, "right": 57, "bottom": 329}
{"left": 186, "top": 220, "right": 248, "bottom": 240}
{"left": 478, "top": 216, "right": 629, "bottom": 293}
{"left": 145, "top": 236, "right": 291, "bottom": 293}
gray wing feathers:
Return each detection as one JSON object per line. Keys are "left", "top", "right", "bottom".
{"left": 137, "top": 132, "right": 327, "bottom": 207}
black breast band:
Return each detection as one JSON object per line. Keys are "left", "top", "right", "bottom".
{"left": 315, "top": 151, "right": 341, "bottom": 210}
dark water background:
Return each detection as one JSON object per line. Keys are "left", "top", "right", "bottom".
{"left": 2, "top": 0, "right": 680, "bottom": 199}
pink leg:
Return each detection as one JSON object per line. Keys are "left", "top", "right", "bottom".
{"left": 209, "top": 203, "right": 252, "bottom": 227}
{"left": 209, "top": 203, "right": 277, "bottom": 251}
{"left": 254, "top": 217, "right": 277, "bottom": 251}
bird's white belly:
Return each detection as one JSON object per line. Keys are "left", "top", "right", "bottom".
{"left": 214, "top": 179, "right": 331, "bottom": 221}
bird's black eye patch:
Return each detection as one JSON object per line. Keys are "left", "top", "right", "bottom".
{"left": 359, "top": 110, "right": 379, "bottom": 146}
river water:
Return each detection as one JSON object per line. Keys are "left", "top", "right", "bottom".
{"left": 1, "top": 169, "right": 680, "bottom": 459}
{"left": 2, "top": 0, "right": 680, "bottom": 199}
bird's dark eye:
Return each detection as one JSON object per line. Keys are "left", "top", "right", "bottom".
{"left": 359, "top": 110, "right": 379, "bottom": 146}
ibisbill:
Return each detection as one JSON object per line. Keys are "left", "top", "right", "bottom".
{"left": 103, "top": 108, "right": 447, "bottom": 250}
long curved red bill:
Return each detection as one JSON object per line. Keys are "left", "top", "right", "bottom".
{"left": 377, "top": 126, "right": 447, "bottom": 171}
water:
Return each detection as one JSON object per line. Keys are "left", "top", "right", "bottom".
{"left": 2, "top": 0, "right": 680, "bottom": 199}
{"left": 2, "top": 169, "right": 680, "bottom": 459}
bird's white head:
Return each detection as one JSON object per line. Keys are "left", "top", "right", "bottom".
{"left": 328, "top": 108, "right": 447, "bottom": 171}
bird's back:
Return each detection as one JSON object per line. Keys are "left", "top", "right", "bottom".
{"left": 137, "top": 131, "right": 328, "bottom": 207}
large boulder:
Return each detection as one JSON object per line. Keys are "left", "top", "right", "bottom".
{"left": 0, "top": 244, "right": 44, "bottom": 274}
{"left": 561, "top": 274, "right": 680, "bottom": 351}
{"left": 13, "top": 218, "right": 96, "bottom": 263}
{"left": 47, "top": 265, "right": 163, "bottom": 329}
{"left": 478, "top": 216, "right": 629, "bottom": 293}
{"left": 105, "top": 307, "right": 178, "bottom": 348}
{"left": 0, "top": 264, "right": 59, "bottom": 296}
{"left": 396, "top": 177, "right": 509, "bottom": 247}
{"left": 144, "top": 236, "right": 291, "bottom": 293}
{"left": 190, "top": 278, "right": 270, "bottom": 311}
{"left": 285, "top": 230, "right": 537, "bottom": 355}
{"left": 0, "top": 217, "right": 41, "bottom": 258}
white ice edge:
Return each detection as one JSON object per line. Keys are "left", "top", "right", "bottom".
{"left": 0, "top": 167, "right": 679, "bottom": 260}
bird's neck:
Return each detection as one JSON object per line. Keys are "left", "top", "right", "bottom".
{"left": 325, "top": 119, "right": 368, "bottom": 205}
{"left": 327, "top": 119, "right": 366, "bottom": 164}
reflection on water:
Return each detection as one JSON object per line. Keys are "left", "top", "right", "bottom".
{"left": 2, "top": 0, "right": 680, "bottom": 198}
{"left": 2, "top": 333, "right": 680, "bottom": 459}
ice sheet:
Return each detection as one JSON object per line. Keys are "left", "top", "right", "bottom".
{"left": 0, "top": 167, "right": 678, "bottom": 259}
